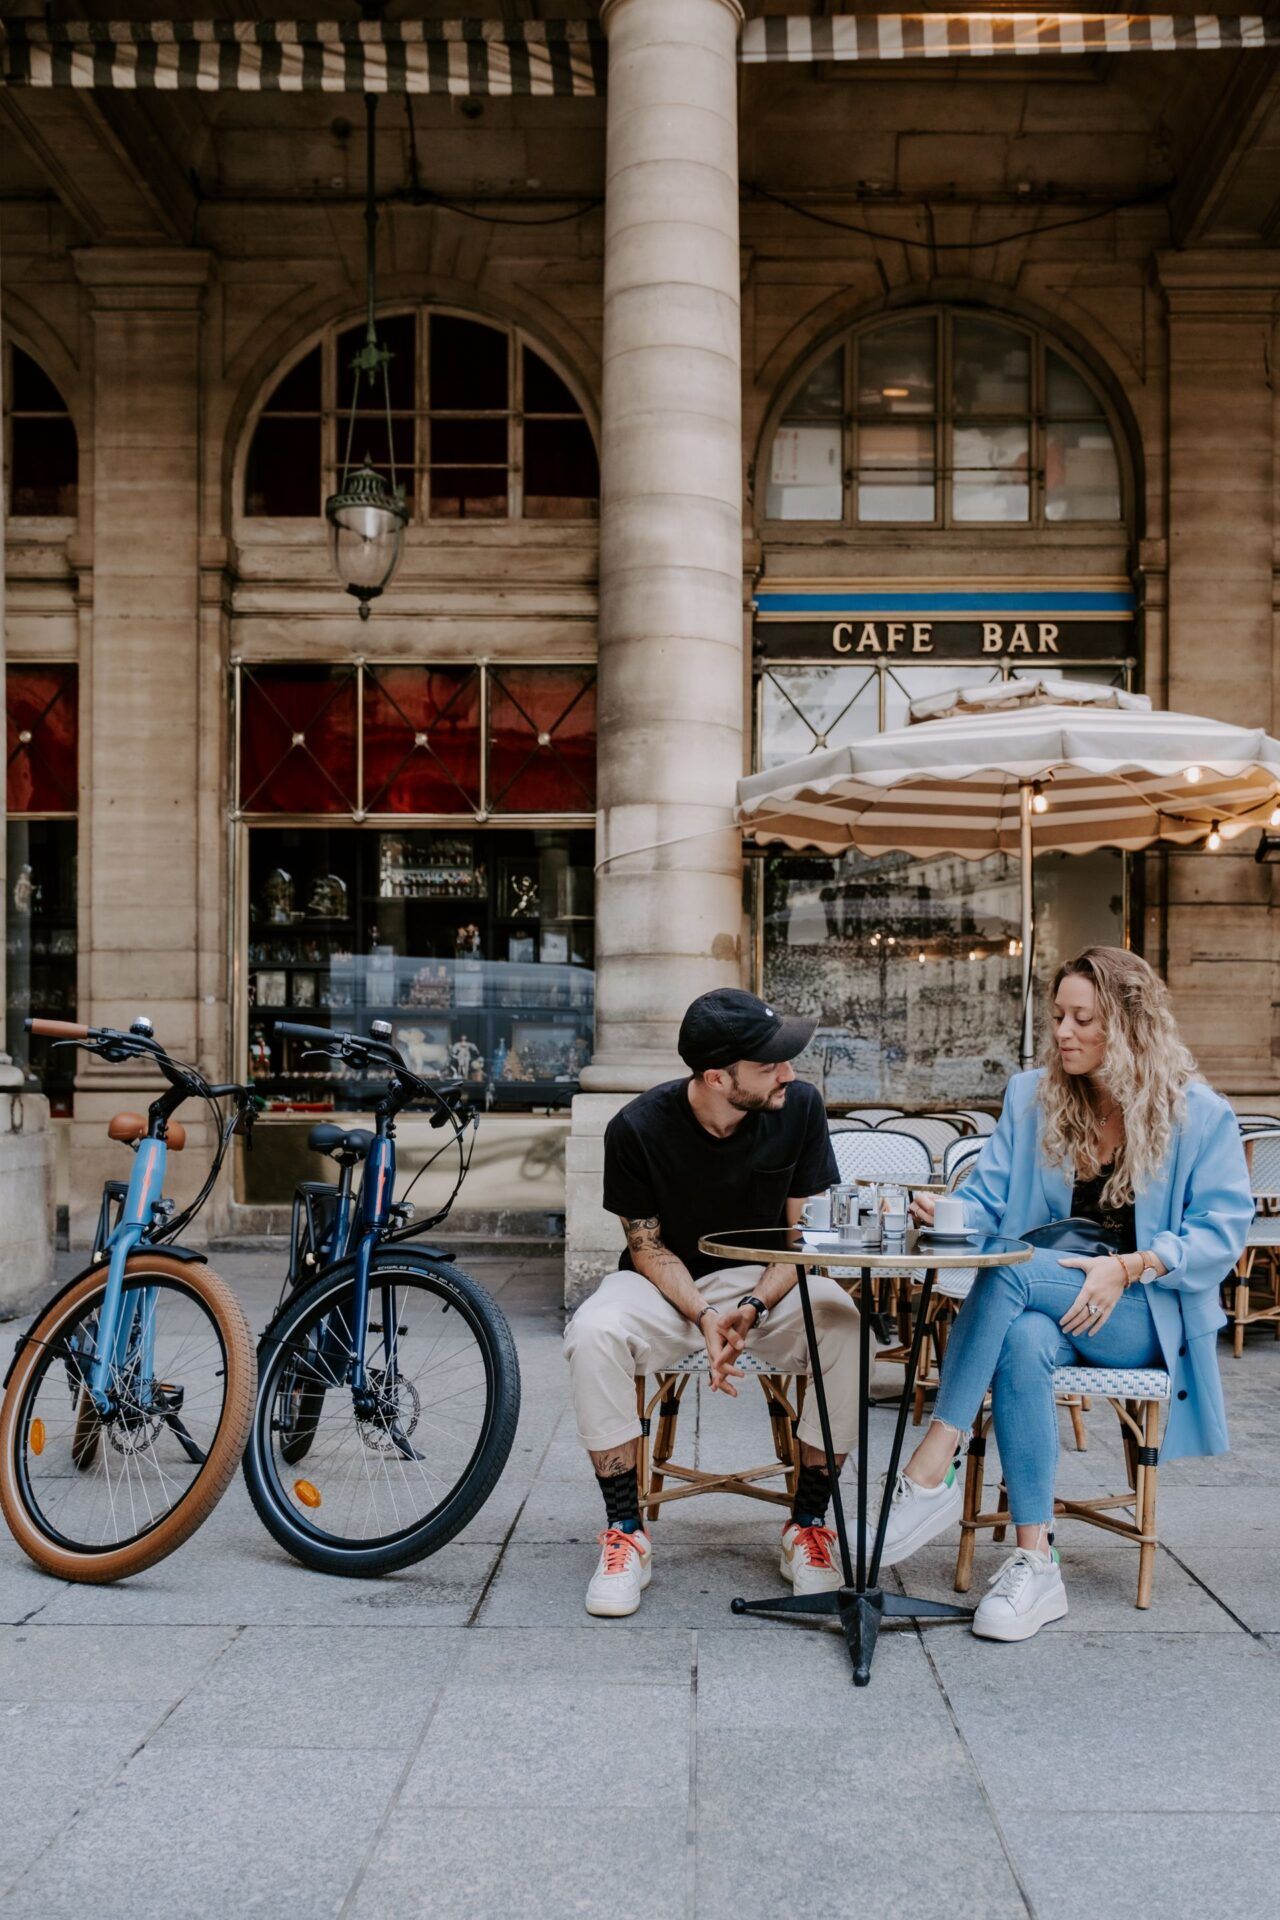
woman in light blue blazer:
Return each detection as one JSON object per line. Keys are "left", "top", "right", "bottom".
{"left": 879, "top": 945, "right": 1253, "bottom": 1642}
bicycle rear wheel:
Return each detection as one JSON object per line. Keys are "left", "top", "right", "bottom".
{"left": 243, "top": 1255, "right": 520, "bottom": 1576}
{"left": 0, "top": 1255, "right": 256, "bottom": 1582}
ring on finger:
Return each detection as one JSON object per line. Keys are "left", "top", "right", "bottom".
{"left": 1087, "top": 1302, "right": 1100, "bottom": 1317}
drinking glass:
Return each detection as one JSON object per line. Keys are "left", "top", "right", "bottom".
{"left": 829, "top": 1184, "right": 861, "bottom": 1237}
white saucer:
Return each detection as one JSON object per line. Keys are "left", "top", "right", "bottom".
{"left": 919, "top": 1226, "right": 979, "bottom": 1243}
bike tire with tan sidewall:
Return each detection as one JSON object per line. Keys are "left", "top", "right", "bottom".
{"left": 0, "top": 1254, "right": 256, "bottom": 1583}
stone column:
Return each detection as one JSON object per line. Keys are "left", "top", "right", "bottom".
{"left": 566, "top": 0, "right": 746, "bottom": 1304}
{"left": 0, "top": 232, "right": 56, "bottom": 1310}
{"left": 67, "top": 249, "right": 214, "bottom": 1245}
{"left": 1158, "top": 251, "right": 1280, "bottom": 1091}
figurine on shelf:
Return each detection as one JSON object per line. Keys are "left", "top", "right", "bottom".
{"left": 262, "top": 868, "right": 295, "bottom": 925}
{"left": 11, "top": 864, "right": 38, "bottom": 915}
{"left": 306, "top": 872, "right": 348, "bottom": 920}
{"left": 565, "top": 1033, "right": 591, "bottom": 1076}
{"left": 501, "top": 1044, "right": 532, "bottom": 1082}
{"left": 449, "top": 1036, "right": 483, "bottom": 1081}
{"left": 454, "top": 922, "right": 482, "bottom": 957}
{"left": 491, "top": 1036, "right": 508, "bottom": 1081}
{"left": 248, "top": 1026, "right": 272, "bottom": 1079}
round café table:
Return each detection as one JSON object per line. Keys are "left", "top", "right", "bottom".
{"left": 697, "top": 1225, "right": 1033, "bottom": 1686}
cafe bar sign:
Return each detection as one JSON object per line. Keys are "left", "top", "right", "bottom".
{"left": 753, "top": 581, "right": 1137, "bottom": 662}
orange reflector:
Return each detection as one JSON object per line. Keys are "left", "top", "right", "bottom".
{"left": 29, "top": 1419, "right": 45, "bottom": 1456}
{"left": 294, "top": 1479, "right": 322, "bottom": 1509}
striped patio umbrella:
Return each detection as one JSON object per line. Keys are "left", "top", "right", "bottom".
{"left": 736, "top": 677, "right": 1280, "bottom": 1064}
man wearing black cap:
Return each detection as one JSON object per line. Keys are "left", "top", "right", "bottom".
{"left": 563, "top": 988, "right": 859, "bottom": 1617}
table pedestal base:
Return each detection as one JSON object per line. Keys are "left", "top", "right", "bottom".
{"left": 729, "top": 1587, "right": 972, "bottom": 1686}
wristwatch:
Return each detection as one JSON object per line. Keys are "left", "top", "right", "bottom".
{"left": 738, "top": 1294, "right": 769, "bottom": 1327}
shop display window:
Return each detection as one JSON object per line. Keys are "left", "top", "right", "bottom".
{"left": 362, "top": 666, "right": 482, "bottom": 813}
{"left": 6, "top": 665, "right": 79, "bottom": 1114}
{"left": 239, "top": 667, "right": 359, "bottom": 814}
{"left": 487, "top": 666, "right": 597, "bottom": 813}
{"left": 245, "top": 826, "right": 594, "bottom": 1111}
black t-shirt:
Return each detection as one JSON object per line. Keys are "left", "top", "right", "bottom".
{"left": 603, "top": 1077, "right": 840, "bottom": 1279}
{"left": 1070, "top": 1162, "right": 1137, "bottom": 1253}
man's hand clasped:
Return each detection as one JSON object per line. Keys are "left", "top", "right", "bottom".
{"left": 697, "top": 1303, "right": 749, "bottom": 1393}
{"left": 1057, "top": 1253, "right": 1129, "bottom": 1335}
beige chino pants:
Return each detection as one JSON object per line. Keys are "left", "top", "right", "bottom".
{"left": 563, "top": 1263, "right": 861, "bottom": 1456}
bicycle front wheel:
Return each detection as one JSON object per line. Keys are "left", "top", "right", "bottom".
{"left": 0, "top": 1254, "right": 256, "bottom": 1582}
{"left": 243, "top": 1256, "right": 520, "bottom": 1576}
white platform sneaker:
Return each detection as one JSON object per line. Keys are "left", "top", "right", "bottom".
{"left": 972, "top": 1546, "right": 1068, "bottom": 1642}
{"left": 877, "top": 1463, "right": 962, "bottom": 1569}
{"left": 584, "top": 1527, "right": 652, "bottom": 1618}
{"left": 780, "top": 1521, "right": 842, "bottom": 1595}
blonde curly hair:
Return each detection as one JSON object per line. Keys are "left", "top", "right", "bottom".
{"left": 1038, "top": 946, "right": 1198, "bottom": 1208}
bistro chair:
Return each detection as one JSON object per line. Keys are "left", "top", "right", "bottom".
{"left": 943, "top": 1134, "right": 986, "bottom": 1186}
{"left": 842, "top": 1107, "right": 904, "bottom": 1127}
{"left": 636, "top": 1350, "right": 805, "bottom": 1520}
{"left": 1234, "top": 1112, "right": 1279, "bottom": 1133}
{"left": 935, "top": 1265, "right": 1169, "bottom": 1608}
{"left": 828, "top": 1115, "right": 870, "bottom": 1131}
{"left": 1227, "top": 1128, "right": 1280, "bottom": 1356}
{"left": 875, "top": 1112, "right": 961, "bottom": 1169}
{"left": 831, "top": 1127, "right": 933, "bottom": 1187}
{"left": 925, "top": 1110, "right": 978, "bottom": 1136}
{"left": 952, "top": 1109, "right": 997, "bottom": 1136}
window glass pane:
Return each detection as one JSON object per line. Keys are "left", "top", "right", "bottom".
{"left": 883, "top": 665, "right": 1003, "bottom": 733}
{"left": 857, "top": 421, "right": 934, "bottom": 522}
{"left": 857, "top": 318, "right": 936, "bottom": 415}
{"left": 1046, "top": 350, "right": 1102, "bottom": 418}
{"left": 363, "top": 667, "right": 482, "bottom": 813}
{"left": 952, "top": 423, "right": 1030, "bottom": 522}
{"left": 488, "top": 667, "right": 596, "bottom": 812}
{"left": 522, "top": 347, "right": 582, "bottom": 414}
{"left": 1045, "top": 420, "right": 1121, "bottom": 523}
{"left": 431, "top": 315, "right": 508, "bottom": 410}
{"left": 9, "top": 417, "right": 78, "bottom": 516}
{"left": 338, "top": 313, "right": 415, "bottom": 411}
{"left": 953, "top": 318, "right": 1029, "bottom": 414}
{"left": 263, "top": 346, "right": 322, "bottom": 413}
{"left": 429, "top": 469, "right": 509, "bottom": 520}
{"left": 766, "top": 423, "right": 842, "bottom": 520}
{"left": 342, "top": 414, "right": 415, "bottom": 498}
{"left": 6, "top": 665, "right": 78, "bottom": 814}
{"left": 10, "top": 347, "right": 66, "bottom": 413}
{"left": 760, "top": 668, "right": 878, "bottom": 770}
{"left": 244, "top": 417, "right": 322, "bottom": 517}
{"left": 430, "top": 418, "right": 507, "bottom": 465}
{"left": 524, "top": 419, "right": 600, "bottom": 519}
{"left": 7, "top": 818, "right": 78, "bottom": 1112}
{"left": 239, "top": 668, "right": 358, "bottom": 813}
{"left": 788, "top": 349, "right": 844, "bottom": 418}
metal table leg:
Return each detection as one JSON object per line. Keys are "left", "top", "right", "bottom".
{"left": 730, "top": 1262, "right": 972, "bottom": 1684}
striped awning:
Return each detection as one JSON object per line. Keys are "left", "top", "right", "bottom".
{"left": 736, "top": 680, "right": 1280, "bottom": 859}
{"left": 2, "top": 16, "right": 1275, "bottom": 92}
{"left": 0, "top": 18, "right": 606, "bottom": 95}
{"left": 740, "top": 12, "right": 1280, "bottom": 63}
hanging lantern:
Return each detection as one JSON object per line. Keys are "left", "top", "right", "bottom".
{"left": 325, "top": 93, "right": 408, "bottom": 621}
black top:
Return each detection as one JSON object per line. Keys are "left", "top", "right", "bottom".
{"left": 1070, "top": 1162, "right": 1136, "bottom": 1252}
{"left": 603, "top": 1077, "right": 840, "bottom": 1279}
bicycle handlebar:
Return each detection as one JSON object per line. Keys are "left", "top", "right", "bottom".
{"left": 25, "top": 1018, "right": 91, "bottom": 1040}
{"left": 273, "top": 1021, "right": 340, "bottom": 1051}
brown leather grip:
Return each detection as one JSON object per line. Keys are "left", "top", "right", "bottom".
{"left": 28, "top": 1019, "right": 90, "bottom": 1039}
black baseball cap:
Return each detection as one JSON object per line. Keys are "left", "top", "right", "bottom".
{"left": 678, "top": 988, "right": 817, "bottom": 1074}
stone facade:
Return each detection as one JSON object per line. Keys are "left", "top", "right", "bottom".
{"left": 2, "top": 7, "right": 1279, "bottom": 1303}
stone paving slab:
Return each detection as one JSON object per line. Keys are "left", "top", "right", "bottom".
{"left": 1, "top": 1249, "right": 1278, "bottom": 1919}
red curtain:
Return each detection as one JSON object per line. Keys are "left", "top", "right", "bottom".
{"left": 363, "top": 666, "right": 481, "bottom": 812}
{"left": 487, "top": 666, "right": 596, "bottom": 813}
{"left": 6, "top": 665, "right": 78, "bottom": 813}
{"left": 239, "top": 668, "right": 358, "bottom": 813}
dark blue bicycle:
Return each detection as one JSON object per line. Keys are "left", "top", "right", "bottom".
{"left": 241, "top": 1020, "right": 520, "bottom": 1576}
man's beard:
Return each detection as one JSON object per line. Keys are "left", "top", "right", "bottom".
{"left": 724, "top": 1081, "right": 787, "bottom": 1113}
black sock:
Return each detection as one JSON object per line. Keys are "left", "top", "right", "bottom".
{"left": 596, "top": 1466, "right": 642, "bottom": 1533}
{"left": 791, "top": 1460, "right": 833, "bottom": 1527}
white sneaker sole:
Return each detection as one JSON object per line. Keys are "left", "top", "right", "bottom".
{"left": 876, "top": 1481, "right": 963, "bottom": 1570}
{"left": 585, "top": 1558, "right": 652, "bottom": 1618}
{"left": 972, "top": 1584, "right": 1068, "bottom": 1642}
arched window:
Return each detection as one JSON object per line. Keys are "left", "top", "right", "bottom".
{"left": 764, "top": 309, "right": 1123, "bottom": 529}
{"left": 2, "top": 345, "right": 78, "bottom": 518}
{"left": 243, "top": 309, "right": 598, "bottom": 523}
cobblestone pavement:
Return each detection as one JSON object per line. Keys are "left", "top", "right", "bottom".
{"left": 3, "top": 1250, "right": 1279, "bottom": 1919}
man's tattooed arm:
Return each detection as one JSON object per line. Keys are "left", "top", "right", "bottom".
{"left": 621, "top": 1216, "right": 706, "bottom": 1324}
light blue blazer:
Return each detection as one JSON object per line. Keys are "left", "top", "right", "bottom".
{"left": 959, "top": 1069, "right": 1254, "bottom": 1460}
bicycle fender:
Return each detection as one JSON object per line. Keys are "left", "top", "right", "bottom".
{"left": 3, "top": 1243, "right": 209, "bottom": 1388}
{"left": 257, "top": 1243, "right": 460, "bottom": 1350}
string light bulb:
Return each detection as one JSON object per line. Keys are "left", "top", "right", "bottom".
{"left": 1031, "top": 781, "right": 1048, "bottom": 815}
{"left": 1206, "top": 821, "right": 1222, "bottom": 852}
{"left": 968, "top": 948, "right": 978, "bottom": 961}
{"left": 917, "top": 951, "right": 926, "bottom": 964}
{"left": 1270, "top": 806, "right": 1280, "bottom": 828}
{"left": 1185, "top": 765, "right": 1203, "bottom": 784}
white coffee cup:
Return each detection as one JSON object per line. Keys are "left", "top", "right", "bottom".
{"left": 932, "top": 1195, "right": 968, "bottom": 1235}
{"left": 803, "top": 1191, "right": 832, "bottom": 1231}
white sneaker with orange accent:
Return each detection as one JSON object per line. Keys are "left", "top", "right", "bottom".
{"left": 780, "top": 1521, "right": 842, "bottom": 1595}
{"left": 584, "top": 1527, "right": 652, "bottom": 1617}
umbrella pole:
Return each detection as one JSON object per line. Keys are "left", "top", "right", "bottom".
{"left": 1019, "top": 783, "right": 1035, "bottom": 1069}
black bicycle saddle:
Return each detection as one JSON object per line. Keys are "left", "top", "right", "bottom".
{"left": 308, "top": 1123, "right": 374, "bottom": 1164}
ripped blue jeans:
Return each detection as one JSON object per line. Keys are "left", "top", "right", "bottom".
{"left": 932, "top": 1249, "right": 1162, "bottom": 1525}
